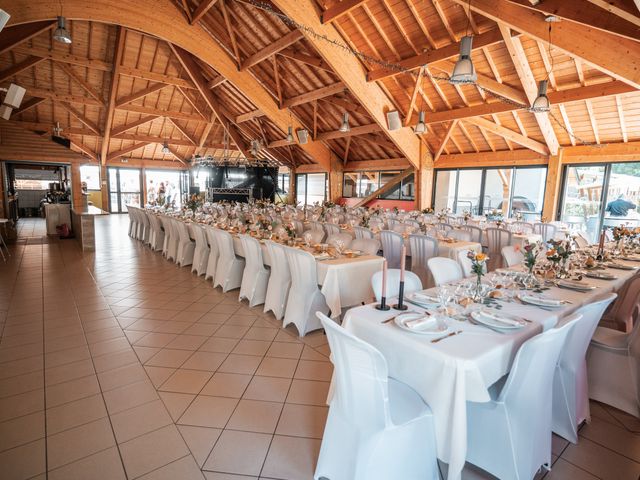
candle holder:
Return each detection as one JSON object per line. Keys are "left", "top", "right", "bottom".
{"left": 375, "top": 296, "right": 390, "bottom": 311}
{"left": 393, "top": 281, "right": 408, "bottom": 311}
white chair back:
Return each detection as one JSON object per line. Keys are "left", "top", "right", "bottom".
{"left": 427, "top": 257, "right": 463, "bottom": 286}
{"left": 457, "top": 249, "right": 486, "bottom": 277}
{"left": 238, "top": 234, "right": 270, "bottom": 307}
{"left": 324, "top": 223, "right": 341, "bottom": 237}
{"left": 305, "top": 229, "right": 325, "bottom": 244}
{"left": 326, "top": 233, "right": 353, "bottom": 248}
{"left": 263, "top": 240, "right": 291, "bottom": 321}
{"left": 380, "top": 230, "right": 404, "bottom": 269}
{"left": 350, "top": 238, "right": 380, "bottom": 256}
{"left": 204, "top": 226, "right": 219, "bottom": 282}
{"left": 461, "top": 225, "right": 483, "bottom": 244}
{"left": 371, "top": 269, "right": 422, "bottom": 302}
{"left": 354, "top": 226, "right": 374, "bottom": 239}
{"left": 447, "top": 229, "right": 472, "bottom": 242}
{"left": 512, "top": 221, "right": 534, "bottom": 234}
{"left": 501, "top": 245, "right": 524, "bottom": 267}
{"left": 408, "top": 234, "right": 438, "bottom": 287}
{"left": 190, "top": 224, "right": 210, "bottom": 275}
{"left": 485, "top": 227, "right": 512, "bottom": 255}
{"left": 534, "top": 222, "right": 557, "bottom": 243}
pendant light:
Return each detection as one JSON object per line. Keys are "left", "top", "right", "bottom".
{"left": 53, "top": 16, "right": 72, "bottom": 44}
{"left": 162, "top": 142, "right": 170, "bottom": 154}
{"left": 414, "top": 111, "right": 427, "bottom": 134}
{"left": 531, "top": 80, "right": 550, "bottom": 113}
{"left": 339, "top": 112, "right": 350, "bottom": 133}
{"left": 286, "top": 126, "right": 294, "bottom": 143}
{"left": 449, "top": 35, "right": 476, "bottom": 85}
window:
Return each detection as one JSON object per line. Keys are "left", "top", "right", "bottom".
{"left": 379, "top": 171, "right": 401, "bottom": 200}
{"left": 145, "top": 170, "right": 182, "bottom": 208}
{"left": 277, "top": 173, "right": 289, "bottom": 194}
{"left": 296, "top": 173, "right": 327, "bottom": 205}
{"left": 80, "top": 165, "right": 100, "bottom": 190}
{"left": 401, "top": 174, "right": 415, "bottom": 201}
{"left": 433, "top": 166, "right": 547, "bottom": 217}
{"left": 341, "top": 170, "right": 414, "bottom": 200}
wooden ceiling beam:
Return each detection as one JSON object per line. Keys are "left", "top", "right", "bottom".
{"left": 321, "top": 0, "right": 368, "bottom": 23}
{"left": 58, "top": 102, "right": 102, "bottom": 135}
{"left": 320, "top": 96, "right": 368, "bottom": 116}
{"left": 585, "top": 0, "right": 640, "bottom": 28}
{"left": 111, "top": 116, "right": 159, "bottom": 136}
{"left": 453, "top": 0, "right": 640, "bottom": 89}
{"left": 434, "top": 121, "right": 458, "bottom": 161}
{"left": 207, "top": 75, "right": 226, "bottom": 89}
{"left": 498, "top": 24, "right": 559, "bottom": 155}
{"left": 107, "top": 142, "right": 152, "bottom": 161}
{"left": 367, "top": 28, "right": 506, "bottom": 82}
{"left": 10, "top": 97, "right": 46, "bottom": 117}
{"left": 404, "top": 67, "right": 424, "bottom": 127}
{"left": 240, "top": 30, "right": 304, "bottom": 71}
{"left": 24, "top": 88, "right": 102, "bottom": 107}
{"left": 465, "top": 117, "right": 550, "bottom": 155}
{"left": 278, "top": 48, "right": 334, "bottom": 73}
{"left": 316, "top": 123, "right": 381, "bottom": 141}
{"left": 236, "top": 109, "right": 263, "bottom": 123}
{"left": 0, "top": 56, "right": 45, "bottom": 83}
{"left": 615, "top": 95, "right": 629, "bottom": 143}
{"left": 69, "top": 140, "right": 98, "bottom": 162}
{"left": 282, "top": 82, "right": 346, "bottom": 109}
{"left": 54, "top": 63, "right": 105, "bottom": 106}
{"left": 165, "top": 145, "right": 188, "bottom": 165}
{"left": 167, "top": 117, "right": 198, "bottom": 145}
{"left": 191, "top": 0, "right": 219, "bottom": 25}
{"left": 117, "top": 104, "right": 205, "bottom": 122}
{"left": 219, "top": 0, "right": 240, "bottom": 67}
{"left": 506, "top": 0, "right": 640, "bottom": 42}
{"left": 118, "top": 65, "right": 195, "bottom": 89}
{"left": 115, "top": 82, "right": 166, "bottom": 107}
{"left": 101, "top": 26, "right": 125, "bottom": 165}
{"left": 14, "top": 46, "right": 112, "bottom": 71}
{"left": 273, "top": 0, "right": 425, "bottom": 167}
{"left": 0, "top": 21, "right": 55, "bottom": 56}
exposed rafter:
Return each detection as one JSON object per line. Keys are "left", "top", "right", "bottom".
{"left": 240, "top": 30, "right": 304, "bottom": 71}
{"left": 191, "top": 0, "right": 219, "bottom": 25}
{"left": 465, "top": 117, "right": 550, "bottom": 155}
{"left": 0, "top": 56, "right": 45, "bottom": 83}
{"left": 282, "top": 82, "right": 345, "bottom": 109}
{"left": 321, "top": 0, "right": 368, "bottom": 23}
{"left": 0, "top": 21, "right": 55, "bottom": 55}
{"left": 100, "top": 26, "right": 125, "bottom": 165}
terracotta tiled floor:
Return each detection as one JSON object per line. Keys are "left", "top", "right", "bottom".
{"left": 0, "top": 215, "right": 639, "bottom": 479}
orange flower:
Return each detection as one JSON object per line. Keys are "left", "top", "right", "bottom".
{"left": 513, "top": 244, "right": 521, "bottom": 253}
{"left": 475, "top": 253, "right": 487, "bottom": 262}
{"left": 546, "top": 248, "right": 557, "bottom": 257}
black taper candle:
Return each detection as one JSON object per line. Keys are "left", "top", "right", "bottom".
{"left": 393, "top": 281, "right": 408, "bottom": 311}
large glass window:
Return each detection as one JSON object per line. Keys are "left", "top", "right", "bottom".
{"left": 145, "top": 170, "right": 182, "bottom": 208}
{"left": 379, "top": 171, "right": 401, "bottom": 200}
{"left": 343, "top": 173, "right": 358, "bottom": 198}
{"left": 434, "top": 166, "right": 547, "bottom": 217}
{"left": 80, "top": 165, "right": 100, "bottom": 190}
{"left": 341, "top": 170, "right": 414, "bottom": 200}
{"left": 108, "top": 167, "right": 141, "bottom": 213}
{"left": 296, "top": 173, "right": 327, "bottom": 205}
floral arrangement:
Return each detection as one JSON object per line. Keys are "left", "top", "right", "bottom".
{"left": 284, "top": 223, "right": 296, "bottom": 239}
{"left": 514, "top": 211, "right": 523, "bottom": 221}
{"left": 421, "top": 207, "right": 434, "bottom": 214}
{"left": 392, "top": 206, "right": 399, "bottom": 214}
{"left": 436, "top": 208, "right": 449, "bottom": 222}
{"left": 185, "top": 193, "right": 204, "bottom": 213}
{"left": 612, "top": 225, "right": 633, "bottom": 242}
{"left": 546, "top": 238, "right": 573, "bottom": 264}
{"left": 360, "top": 215, "right": 370, "bottom": 228}
{"left": 463, "top": 211, "right": 472, "bottom": 224}
{"left": 519, "top": 240, "right": 543, "bottom": 274}
{"left": 486, "top": 208, "right": 504, "bottom": 222}
{"left": 467, "top": 251, "right": 489, "bottom": 299}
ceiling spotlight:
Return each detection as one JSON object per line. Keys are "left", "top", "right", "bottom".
{"left": 53, "top": 16, "right": 72, "bottom": 44}
{"left": 544, "top": 15, "right": 561, "bottom": 23}
{"left": 250, "top": 139, "right": 261, "bottom": 156}
{"left": 162, "top": 142, "right": 170, "bottom": 154}
{"left": 339, "top": 112, "right": 350, "bottom": 133}
{"left": 414, "top": 111, "right": 427, "bottom": 134}
{"left": 449, "top": 35, "right": 477, "bottom": 85}
{"left": 287, "top": 126, "right": 294, "bottom": 143}
{"left": 531, "top": 80, "right": 550, "bottom": 113}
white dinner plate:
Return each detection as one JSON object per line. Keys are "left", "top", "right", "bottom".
{"left": 585, "top": 271, "right": 617, "bottom": 280}
{"left": 394, "top": 313, "right": 450, "bottom": 335}
{"left": 518, "top": 293, "right": 567, "bottom": 308}
{"left": 556, "top": 279, "right": 596, "bottom": 291}
{"left": 470, "top": 310, "right": 526, "bottom": 330}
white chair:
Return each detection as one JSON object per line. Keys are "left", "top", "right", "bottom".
{"left": 309, "top": 221, "right": 325, "bottom": 232}
{"left": 204, "top": 226, "right": 219, "bottom": 282}
{"left": 263, "top": 240, "right": 291, "bottom": 321}
{"left": 293, "top": 219, "right": 304, "bottom": 236}
{"left": 174, "top": 220, "right": 195, "bottom": 267}
{"left": 534, "top": 222, "right": 557, "bottom": 243}
{"left": 190, "top": 224, "right": 210, "bottom": 276}
{"left": 380, "top": 230, "right": 404, "bottom": 269}
{"left": 147, "top": 213, "right": 164, "bottom": 251}
{"left": 127, "top": 207, "right": 137, "bottom": 238}
{"left": 461, "top": 224, "right": 483, "bottom": 244}
{"left": 283, "top": 247, "right": 328, "bottom": 336}
{"left": 370, "top": 269, "right": 422, "bottom": 302}
{"left": 354, "top": 226, "right": 374, "bottom": 239}
{"left": 552, "top": 293, "right": 617, "bottom": 443}
{"left": 315, "top": 312, "right": 439, "bottom": 480}
{"left": 435, "top": 222, "right": 453, "bottom": 233}
{"left": 158, "top": 215, "right": 172, "bottom": 258}
{"left": 238, "top": 235, "right": 270, "bottom": 307}
{"left": 213, "top": 229, "right": 246, "bottom": 292}
{"left": 485, "top": 227, "right": 512, "bottom": 270}
{"left": 501, "top": 245, "right": 524, "bottom": 267}
{"left": 305, "top": 229, "right": 325, "bottom": 244}
{"left": 573, "top": 232, "right": 590, "bottom": 248}
{"left": 166, "top": 219, "right": 180, "bottom": 262}
{"left": 447, "top": 229, "right": 472, "bottom": 242}
{"left": 350, "top": 238, "right": 380, "bottom": 256}
{"left": 139, "top": 209, "right": 151, "bottom": 245}
{"left": 324, "top": 223, "right": 341, "bottom": 237}
{"left": 457, "top": 249, "right": 486, "bottom": 278}
{"left": 588, "top": 276, "right": 640, "bottom": 417}
{"left": 512, "top": 221, "right": 534, "bottom": 234}
{"left": 427, "top": 257, "right": 462, "bottom": 286}
{"left": 466, "top": 315, "right": 579, "bottom": 480}
{"left": 326, "top": 233, "right": 353, "bottom": 248}
{"left": 408, "top": 234, "right": 438, "bottom": 287}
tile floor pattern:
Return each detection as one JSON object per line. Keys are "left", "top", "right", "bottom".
{"left": 0, "top": 215, "right": 638, "bottom": 480}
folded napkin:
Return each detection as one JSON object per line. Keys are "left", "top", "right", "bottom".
{"left": 522, "top": 295, "right": 563, "bottom": 306}
{"left": 478, "top": 311, "right": 522, "bottom": 327}
{"left": 404, "top": 316, "right": 435, "bottom": 330}
{"left": 412, "top": 292, "right": 439, "bottom": 303}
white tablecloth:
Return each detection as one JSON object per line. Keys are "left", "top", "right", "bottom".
{"left": 342, "top": 260, "right": 637, "bottom": 480}
{"left": 437, "top": 240, "right": 482, "bottom": 260}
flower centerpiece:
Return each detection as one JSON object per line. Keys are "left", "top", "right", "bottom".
{"left": 421, "top": 207, "right": 434, "bottom": 215}
{"left": 360, "top": 214, "right": 370, "bottom": 228}
{"left": 486, "top": 209, "right": 504, "bottom": 226}
{"left": 546, "top": 237, "right": 573, "bottom": 278}
{"left": 185, "top": 193, "right": 204, "bottom": 213}
{"left": 463, "top": 210, "right": 472, "bottom": 224}
{"left": 520, "top": 240, "right": 543, "bottom": 288}
{"left": 612, "top": 225, "right": 633, "bottom": 255}
{"left": 436, "top": 208, "right": 449, "bottom": 222}
{"left": 467, "top": 251, "right": 489, "bottom": 300}
{"left": 283, "top": 223, "right": 296, "bottom": 244}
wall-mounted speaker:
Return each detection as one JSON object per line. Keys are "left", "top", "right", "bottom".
{"left": 386, "top": 110, "right": 401, "bottom": 131}
{"left": 4, "top": 84, "right": 25, "bottom": 109}
{"left": 0, "top": 104, "right": 11, "bottom": 120}
{"left": 0, "top": 10, "right": 9, "bottom": 33}
{"left": 296, "top": 129, "right": 309, "bottom": 144}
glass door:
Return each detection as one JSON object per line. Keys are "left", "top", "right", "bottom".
{"left": 108, "top": 167, "right": 141, "bottom": 213}
{"left": 560, "top": 165, "right": 606, "bottom": 243}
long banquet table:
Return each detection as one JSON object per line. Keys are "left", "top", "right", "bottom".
{"left": 342, "top": 259, "right": 638, "bottom": 480}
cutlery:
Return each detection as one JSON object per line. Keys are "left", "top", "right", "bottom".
{"left": 468, "top": 316, "right": 507, "bottom": 334}
{"left": 381, "top": 311, "right": 418, "bottom": 324}
{"left": 431, "top": 330, "right": 462, "bottom": 343}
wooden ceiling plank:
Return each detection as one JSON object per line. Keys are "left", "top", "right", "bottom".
{"left": 458, "top": 122, "right": 480, "bottom": 152}
{"left": 585, "top": 0, "right": 640, "bottom": 28}
{"left": 343, "top": 136, "right": 352, "bottom": 165}
{"left": 584, "top": 99, "right": 600, "bottom": 144}
{"left": 191, "top": 0, "right": 220, "bottom": 25}
{"left": 558, "top": 104, "right": 576, "bottom": 146}
{"left": 615, "top": 95, "right": 628, "bottom": 143}
{"left": 115, "top": 82, "right": 166, "bottom": 107}
{"left": 278, "top": 48, "right": 334, "bottom": 73}
{"left": 240, "top": 30, "right": 304, "bottom": 71}
{"left": 491, "top": 114, "right": 514, "bottom": 150}
{"left": 55, "top": 63, "right": 105, "bottom": 106}
{"left": 177, "top": 86, "right": 209, "bottom": 119}
{"left": 0, "top": 21, "right": 56, "bottom": 56}
{"left": 69, "top": 140, "right": 98, "bottom": 161}
{"left": 282, "top": 82, "right": 346, "bottom": 109}
{"left": 465, "top": 117, "right": 550, "bottom": 155}
{"left": 403, "top": 0, "right": 438, "bottom": 49}
{"left": 118, "top": 65, "right": 195, "bottom": 89}
{"left": 536, "top": 41, "right": 557, "bottom": 90}
{"left": 0, "top": 56, "right": 45, "bottom": 83}
{"left": 165, "top": 145, "right": 188, "bottom": 165}
{"left": 14, "top": 46, "right": 112, "bottom": 71}
{"left": 455, "top": 0, "right": 640, "bottom": 89}
{"left": 58, "top": 102, "right": 102, "bottom": 136}
{"left": 321, "top": 0, "right": 368, "bottom": 23}
{"left": 404, "top": 67, "right": 424, "bottom": 127}
{"left": 198, "top": 120, "right": 214, "bottom": 149}
{"left": 207, "top": 75, "right": 226, "bottom": 89}
{"left": 236, "top": 109, "right": 263, "bottom": 123}
{"left": 10, "top": 97, "right": 46, "bottom": 117}
{"left": 117, "top": 104, "right": 204, "bottom": 122}
{"left": 273, "top": 55, "right": 283, "bottom": 108}
{"left": 431, "top": 0, "right": 458, "bottom": 42}
{"left": 107, "top": 141, "right": 152, "bottom": 161}
{"left": 434, "top": 120, "right": 459, "bottom": 161}
{"left": 112, "top": 133, "right": 201, "bottom": 147}
{"left": 167, "top": 117, "right": 198, "bottom": 145}
{"left": 111, "top": 115, "right": 158, "bottom": 136}
{"left": 498, "top": 24, "right": 560, "bottom": 155}
{"left": 101, "top": 27, "right": 125, "bottom": 165}
{"left": 219, "top": 0, "right": 240, "bottom": 67}
{"left": 23, "top": 88, "right": 101, "bottom": 107}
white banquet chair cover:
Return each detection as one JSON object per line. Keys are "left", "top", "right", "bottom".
{"left": 190, "top": 224, "right": 210, "bottom": 276}
{"left": 305, "top": 229, "right": 325, "bottom": 245}
{"left": 166, "top": 219, "right": 180, "bottom": 262}
{"left": 293, "top": 220, "right": 304, "bottom": 236}
{"left": 485, "top": 227, "right": 512, "bottom": 270}
{"left": 326, "top": 233, "right": 353, "bottom": 248}
{"left": 466, "top": 315, "right": 579, "bottom": 480}
{"left": 447, "top": 229, "right": 472, "bottom": 242}
{"left": 552, "top": 293, "right": 617, "bottom": 443}
{"left": 309, "top": 221, "right": 325, "bottom": 232}
{"left": 324, "top": 223, "right": 341, "bottom": 237}
{"left": 174, "top": 220, "right": 195, "bottom": 267}
{"left": 588, "top": 279, "right": 640, "bottom": 417}
{"left": 534, "top": 222, "right": 557, "bottom": 243}
{"left": 238, "top": 235, "right": 270, "bottom": 307}
{"left": 283, "top": 247, "right": 328, "bottom": 336}
{"left": 315, "top": 312, "right": 439, "bottom": 480}
{"left": 213, "top": 229, "right": 246, "bottom": 292}
{"left": 263, "top": 240, "right": 291, "bottom": 321}
{"left": 427, "top": 257, "right": 462, "bottom": 286}
{"left": 138, "top": 209, "right": 151, "bottom": 244}
{"left": 461, "top": 224, "right": 483, "bottom": 244}
{"left": 204, "top": 226, "right": 219, "bottom": 282}
{"left": 408, "top": 234, "right": 438, "bottom": 287}
{"left": 350, "top": 238, "right": 380, "bottom": 256}
{"left": 380, "top": 230, "right": 404, "bottom": 269}
{"left": 354, "top": 226, "right": 374, "bottom": 239}
{"left": 127, "top": 207, "right": 137, "bottom": 237}
{"left": 457, "top": 249, "right": 486, "bottom": 277}
{"left": 158, "top": 215, "right": 172, "bottom": 258}
{"left": 501, "top": 245, "right": 524, "bottom": 267}
{"left": 147, "top": 213, "right": 164, "bottom": 251}
{"left": 371, "top": 269, "right": 422, "bottom": 302}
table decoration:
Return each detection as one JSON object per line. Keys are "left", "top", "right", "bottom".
{"left": 467, "top": 250, "right": 489, "bottom": 301}
{"left": 393, "top": 245, "right": 408, "bottom": 311}
{"left": 375, "top": 259, "right": 390, "bottom": 311}
{"left": 546, "top": 237, "right": 574, "bottom": 279}
{"left": 521, "top": 240, "right": 543, "bottom": 288}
